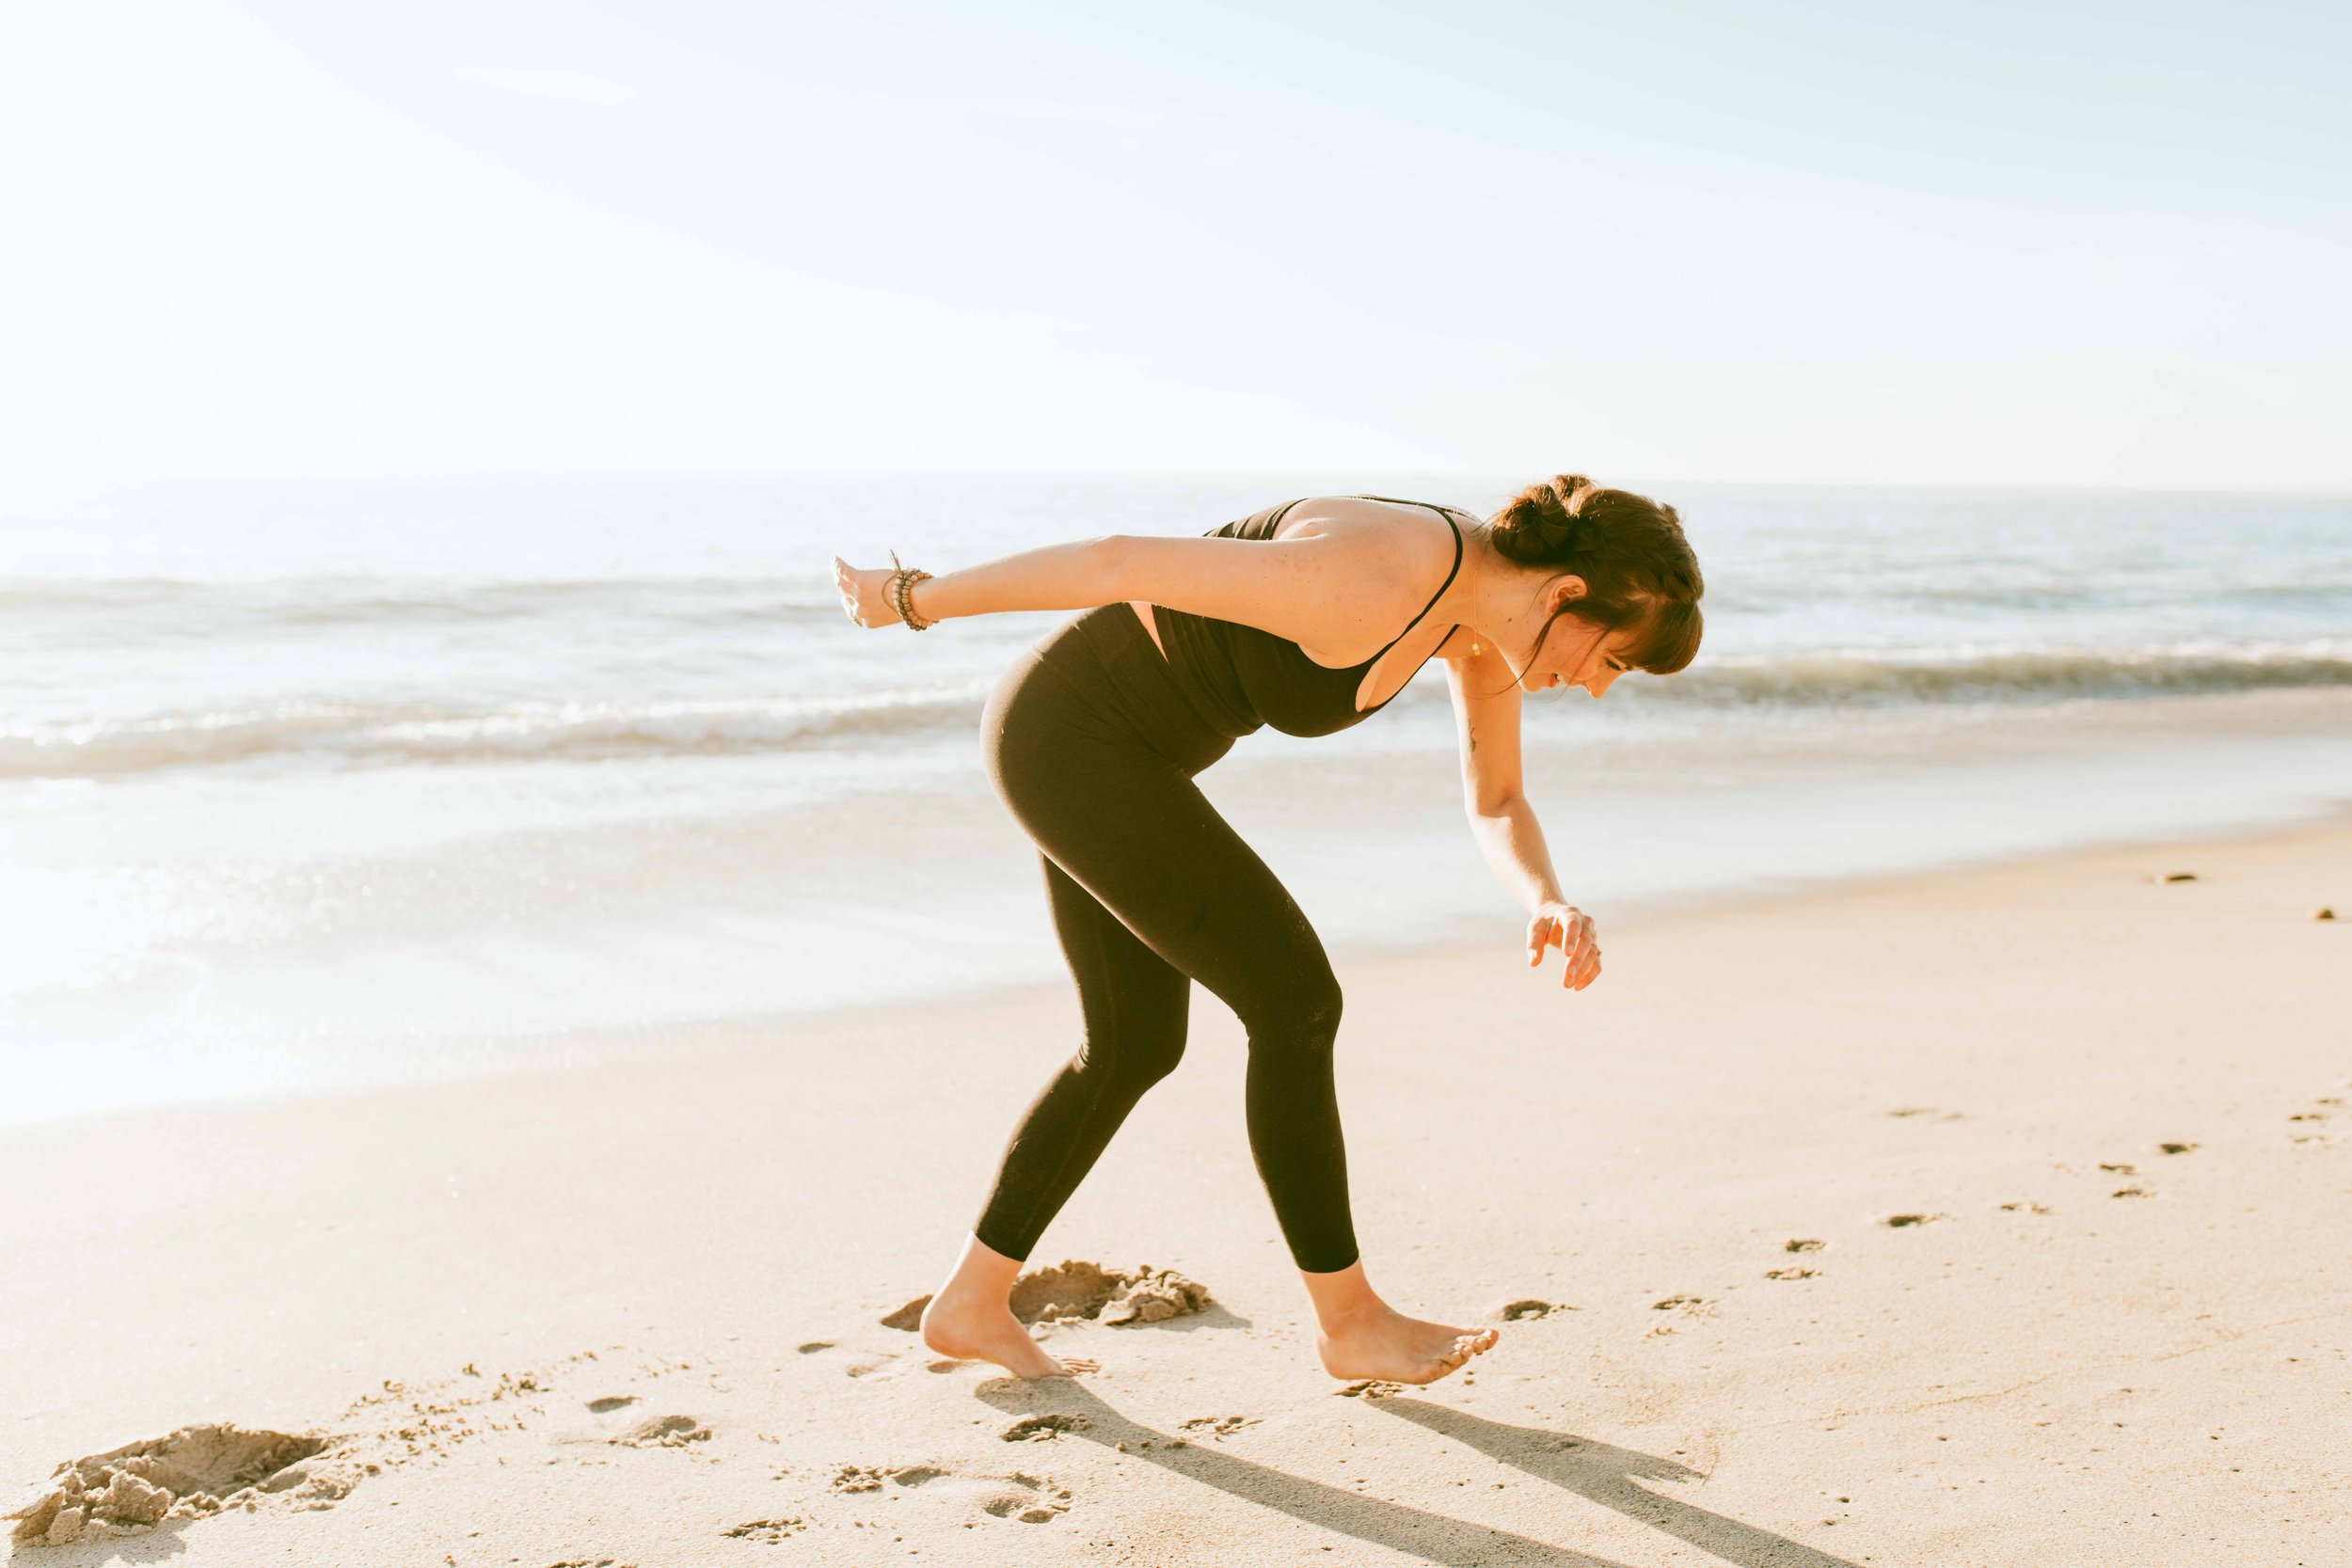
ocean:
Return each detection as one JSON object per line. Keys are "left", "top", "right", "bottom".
{"left": 7, "top": 472, "right": 2349, "bottom": 1124}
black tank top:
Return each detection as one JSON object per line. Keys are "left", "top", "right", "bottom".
{"left": 1150, "top": 496, "right": 1466, "bottom": 741}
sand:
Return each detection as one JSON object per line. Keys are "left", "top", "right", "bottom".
{"left": 4, "top": 812, "right": 2349, "bottom": 1564}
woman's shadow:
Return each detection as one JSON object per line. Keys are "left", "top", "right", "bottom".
{"left": 978, "top": 1383, "right": 1861, "bottom": 1568}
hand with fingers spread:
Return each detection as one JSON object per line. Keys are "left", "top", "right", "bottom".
{"left": 1527, "top": 898, "right": 1601, "bottom": 991}
{"left": 832, "top": 554, "right": 905, "bottom": 628}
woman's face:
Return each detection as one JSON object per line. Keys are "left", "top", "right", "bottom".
{"left": 1520, "top": 608, "right": 1638, "bottom": 699}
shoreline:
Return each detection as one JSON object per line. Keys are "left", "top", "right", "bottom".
{"left": 9, "top": 782, "right": 2351, "bottom": 1139}
{"left": 6, "top": 802, "right": 2347, "bottom": 1562}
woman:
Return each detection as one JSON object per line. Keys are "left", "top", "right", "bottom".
{"left": 831, "top": 475, "right": 1704, "bottom": 1384}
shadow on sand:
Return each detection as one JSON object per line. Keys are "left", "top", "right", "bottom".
{"left": 977, "top": 1383, "right": 1861, "bottom": 1567}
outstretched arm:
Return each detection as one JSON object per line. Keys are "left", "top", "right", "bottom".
{"left": 833, "top": 536, "right": 1120, "bottom": 627}
{"left": 834, "top": 516, "right": 1408, "bottom": 643}
{"left": 1445, "top": 644, "right": 1602, "bottom": 991}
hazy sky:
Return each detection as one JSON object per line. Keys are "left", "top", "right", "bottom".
{"left": 3, "top": 0, "right": 2345, "bottom": 486}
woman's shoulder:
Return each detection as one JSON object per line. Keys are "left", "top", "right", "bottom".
{"left": 1260, "top": 498, "right": 1465, "bottom": 638}
{"left": 1271, "top": 494, "right": 1463, "bottom": 555}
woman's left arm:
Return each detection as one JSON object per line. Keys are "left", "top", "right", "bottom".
{"left": 1446, "top": 646, "right": 1601, "bottom": 991}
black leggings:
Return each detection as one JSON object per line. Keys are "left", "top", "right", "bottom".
{"left": 972, "top": 602, "right": 1359, "bottom": 1275}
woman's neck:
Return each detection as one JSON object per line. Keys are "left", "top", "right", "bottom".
{"left": 1448, "top": 519, "right": 1558, "bottom": 669}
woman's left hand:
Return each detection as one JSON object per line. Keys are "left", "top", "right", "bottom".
{"left": 1527, "top": 899, "right": 1600, "bottom": 991}
{"left": 833, "top": 555, "right": 901, "bottom": 628}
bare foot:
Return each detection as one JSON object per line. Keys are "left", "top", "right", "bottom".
{"left": 1317, "top": 1307, "right": 1498, "bottom": 1386}
{"left": 920, "top": 1292, "right": 1098, "bottom": 1380}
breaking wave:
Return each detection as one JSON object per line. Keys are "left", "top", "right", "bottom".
{"left": 8, "top": 641, "right": 2349, "bottom": 781}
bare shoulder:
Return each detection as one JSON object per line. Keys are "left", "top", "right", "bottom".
{"left": 1276, "top": 495, "right": 1462, "bottom": 584}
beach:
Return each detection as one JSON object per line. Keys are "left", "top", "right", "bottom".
{"left": 15, "top": 0, "right": 2351, "bottom": 1555}
{"left": 8, "top": 809, "right": 2347, "bottom": 1564}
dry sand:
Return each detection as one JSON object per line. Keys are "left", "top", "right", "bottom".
{"left": 4, "top": 812, "right": 2349, "bottom": 1564}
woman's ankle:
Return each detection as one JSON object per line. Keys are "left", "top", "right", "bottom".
{"left": 1298, "top": 1258, "right": 1387, "bottom": 1330}
{"left": 937, "top": 1232, "right": 1025, "bottom": 1305}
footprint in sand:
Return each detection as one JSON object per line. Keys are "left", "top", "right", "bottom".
{"left": 1998, "top": 1201, "right": 2053, "bottom": 1213}
{"left": 2111, "top": 1185, "right": 2153, "bottom": 1199}
{"left": 885, "top": 1465, "right": 948, "bottom": 1485}
{"left": 2293, "top": 1097, "right": 2341, "bottom": 1145}
{"left": 549, "top": 1393, "right": 684, "bottom": 1448}
{"left": 1492, "top": 1298, "right": 1574, "bottom": 1322}
{"left": 723, "top": 1518, "right": 804, "bottom": 1543}
{"left": 609, "top": 1415, "right": 709, "bottom": 1449}
{"left": 1764, "top": 1267, "right": 1818, "bottom": 1281}
{"left": 8, "top": 1426, "right": 339, "bottom": 1546}
{"left": 1177, "top": 1416, "right": 1261, "bottom": 1440}
{"left": 999, "top": 1414, "right": 1090, "bottom": 1442}
{"left": 1645, "top": 1294, "right": 1709, "bottom": 1335}
{"left": 1335, "top": 1380, "right": 1405, "bottom": 1400}
{"left": 1884, "top": 1212, "right": 1947, "bottom": 1227}
{"left": 1784, "top": 1238, "right": 1826, "bottom": 1253}
{"left": 795, "top": 1342, "right": 907, "bottom": 1380}
{"left": 2158, "top": 1142, "right": 2199, "bottom": 1155}
{"left": 950, "top": 1469, "right": 1072, "bottom": 1523}
{"left": 2099, "top": 1162, "right": 2137, "bottom": 1175}
{"left": 819, "top": 1464, "right": 1071, "bottom": 1524}
{"left": 823, "top": 1463, "right": 950, "bottom": 1495}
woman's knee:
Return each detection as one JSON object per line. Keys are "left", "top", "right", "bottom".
{"left": 1076, "top": 1012, "right": 1188, "bottom": 1087}
{"left": 1237, "top": 966, "right": 1343, "bottom": 1053}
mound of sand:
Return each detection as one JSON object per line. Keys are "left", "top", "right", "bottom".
{"left": 8, "top": 1425, "right": 336, "bottom": 1547}
{"left": 1009, "top": 1260, "right": 1212, "bottom": 1325}
{"left": 882, "top": 1260, "right": 1213, "bottom": 1332}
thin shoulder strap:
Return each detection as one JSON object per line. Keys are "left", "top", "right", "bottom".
{"left": 1362, "top": 506, "right": 1463, "bottom": 663}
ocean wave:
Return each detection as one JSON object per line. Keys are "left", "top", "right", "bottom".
{"left": 1641, "top": 642, "right": 2352, "bottom": 708}
{"left": 0, "top": 685, "right": 994, "bottom": 780}
{"left": 0, "top": 577, "right": 846, "bottom": 630}
{"left": 8, "top": 643, "right": 2350, "bottom": 780}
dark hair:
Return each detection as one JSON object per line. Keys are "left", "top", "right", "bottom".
{"left": 1487, "top": 473, "right": 1703, "bottom": 677}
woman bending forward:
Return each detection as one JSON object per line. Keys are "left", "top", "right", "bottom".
{"left": 832, "top": 475, "right": 1705, "bottom": 1383}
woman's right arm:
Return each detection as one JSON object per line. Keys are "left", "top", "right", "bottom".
{"left": 911, "top": 535, "right": 1124, "bottom": 622}
{"left": 833, "top": 536, "right": 1120, "bottom": 627}
{"left": 837, "top": 526, "right": 1400, "bottom": 643}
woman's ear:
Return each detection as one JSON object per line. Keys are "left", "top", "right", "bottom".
{"left": 1547, "top": 574, "right": 1590, "bottom": 613}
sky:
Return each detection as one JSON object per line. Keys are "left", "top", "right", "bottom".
{"left": 1, "top": 0, "right": 2346, "bottom": 487}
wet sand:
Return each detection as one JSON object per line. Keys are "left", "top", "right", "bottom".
{"left": 5, "top": 812, "right": 2348, "bottom": 1563}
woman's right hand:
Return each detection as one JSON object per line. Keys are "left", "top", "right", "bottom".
{"left": 1527, "top": 899, "right": 1601, "bottom": 991}
{"left": 833, "top": 555, "right": 901, "bottom": 628}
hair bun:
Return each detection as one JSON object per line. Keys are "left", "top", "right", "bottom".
{"left": 1523, "top": 474, "right": 1593, "bottom": 550}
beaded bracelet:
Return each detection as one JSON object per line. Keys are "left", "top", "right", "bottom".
{"left": 886, "top": 549, "right": 936, "bottom": 630}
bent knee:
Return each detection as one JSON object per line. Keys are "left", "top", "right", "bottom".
{"left": 1076, "top": 1021, "right": 1188, "bottom": 1086}
{"left": 1239, "top": 971, "right": 1343, "bottom": 1050}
